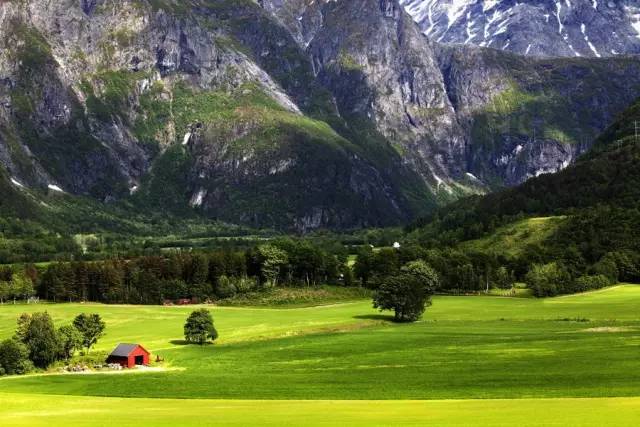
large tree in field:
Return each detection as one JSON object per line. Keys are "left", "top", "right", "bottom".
{"left": 73, "top": 313, "right": 106, "bottom": 352}
{"left": 184, "top": 309, "right": 218, "bottom": 345}
{"left": 373, "top": 261, "right": 439, "bottom": 322}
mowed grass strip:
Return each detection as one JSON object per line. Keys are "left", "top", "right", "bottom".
{"left": 0, "top": 285, "right": 639, "bottom": 400}
{"left": 1, "top": 394, "right": 639, "bottom": 427}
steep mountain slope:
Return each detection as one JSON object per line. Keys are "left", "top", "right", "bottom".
{"left": 400, "top": 0, "right": 640, "bottom": 57}
{"left": 1, "top": 0, "right": 640, "bottom": 233}
{"left": 0, "top": 0, "right": 426, "bottom": 231}
{"left": 265, "top": 0, "right": 640, "bottom": 189}
{"left": 410, "top": 95, "right": 640, "bottom": 244}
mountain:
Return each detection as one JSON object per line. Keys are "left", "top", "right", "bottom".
{"left": 1, "top": 0, "right": 640, "bottom": 232}
{"left": 408, "top": 95, "right": 640, "bottom": 293}
{"left": 410, "top": 95, "right": 640, "bottom": 243}
{"left": 400, "top": 0, "right": 640, "bottom": 57}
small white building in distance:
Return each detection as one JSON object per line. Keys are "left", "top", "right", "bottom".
{"left": 393, "top": 242, "right": 401, "bottom": 249}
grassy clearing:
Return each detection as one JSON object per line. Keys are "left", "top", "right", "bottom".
{"left": 0, "top": 285, "right": 639, "bottom": 401}
{"left": 1, "top": 394, "right": 639, "bottom": 427}
{"left": 460, "top": 216, "right": 565, "bottom": 257}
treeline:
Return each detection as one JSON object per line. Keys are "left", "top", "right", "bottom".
{"left": 33, "top": 240, "right": 351, "bottom": 304}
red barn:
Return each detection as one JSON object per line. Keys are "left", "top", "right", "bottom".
{"left": 106, "top": 343, "right": 150, "bottom": 368}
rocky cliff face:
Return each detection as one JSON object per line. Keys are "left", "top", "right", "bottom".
{"left": 265, "top": 0, "right": 640, "bottom": 192}
{"left": 400, "top": 0, "right": 640, "bottom": 58}
{"left": 1, "top": 0, "right": 640, "bottom": 232}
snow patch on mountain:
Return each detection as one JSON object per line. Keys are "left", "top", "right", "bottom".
{"left": 399, "top": 0, "right": 640, "bottom": 57}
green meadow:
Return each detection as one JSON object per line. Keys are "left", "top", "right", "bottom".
{"left": 1, "top": 285, "right": 640, "bottom": 425}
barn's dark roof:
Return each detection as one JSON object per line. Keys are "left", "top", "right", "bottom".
{"left": 109, "top": 343, "right": 141, "bottom": 357}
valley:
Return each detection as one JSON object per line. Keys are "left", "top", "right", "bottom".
{"left": 1, "top": 1, "right": 640, "bottom": 426}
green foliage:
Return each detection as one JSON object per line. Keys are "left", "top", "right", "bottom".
{"left": 525, "top": 262, "right": 571, "bottom": 297}
{"left": 81, "top": 71, "right": 144, "bottom": 122}
{"left": 20, "top": 312, "right": 60, "bottom": 368}
{"left": 256, "top": 244, "right": 289, "bottom": 287}
{"left": 373, "top": 260, "right": 438, "bottom": 322}
{"left": 57, "top": 325, "right": 83, "bottom": 360}
{"left": 0, "top": 338, "right": 32, "bottom": 376}
{"left": 184, "top": 309, "right": 218, "bottom": 345}
{"left": 72, "top": 313, "right": 106, "bottom": 352}
{"left": 216, "top": 285, "right": 370, "bottom": 307}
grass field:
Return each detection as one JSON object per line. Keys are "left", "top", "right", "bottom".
{"left": 1, "top": 285, "right": 639, "bottom": 425}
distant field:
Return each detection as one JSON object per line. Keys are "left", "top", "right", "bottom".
{"left": 1, "top": 285, "right": 639, "bottom": 424}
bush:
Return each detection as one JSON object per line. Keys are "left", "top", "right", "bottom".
{"left": 572, "top": 275, "right": 612, "bottom": 293}
{"left": 57, "top": 325, "right": 83, "bottom": 360}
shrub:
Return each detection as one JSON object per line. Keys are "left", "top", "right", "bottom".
{"left": 572, "top": 275, "right": 612, "bottom": 293}
{"left": 57, "top": 325, "right": 83, "bottom": 360}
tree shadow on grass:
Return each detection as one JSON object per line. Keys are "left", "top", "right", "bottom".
{"left": 169, "top": 340, "right": 213, "bottom": 346}
{"left": 353, "top": 314, "right": 396, "bottom": 322}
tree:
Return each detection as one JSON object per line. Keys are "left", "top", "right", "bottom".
{"left": 57, "top": 325, "right": 83, "bottom": 360}
{"left": 10, "top": 273, "right": 34, "bottom": 303}
{"left": 21, "top": 312, "right": 60, "bottom": 368}
{"left": 0, "top": 339, "right": 33, "bottom": 375}
{"left": 525, "top": 262, "right": 571, "bottom": 297}
{"left": 494, "top": 266, "right": 513, "bottom": 290}
{"left": 184, "top": 309, "right": 218, "bottom": 344}
{"left": 257, "top": 245, "right": 288, "bottom": 287}
{"left": 0, "top": 280, "right": 9, "bottom": 304}
{"left": 373, "top": 261, "right": 439, "bottom": 322}
{"left": 72, "top": 313, "right": 106, "bottom": 352}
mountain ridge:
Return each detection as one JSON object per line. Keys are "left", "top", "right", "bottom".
{"left": 1, "top": 0, "right": 640, "bottom": 232}
{"left": 400, "top": 0, "right": 640, "bottom": 58}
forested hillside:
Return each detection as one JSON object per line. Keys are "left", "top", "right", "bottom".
{"left": 408, "top": 98, "right": 640, "bottom": 295}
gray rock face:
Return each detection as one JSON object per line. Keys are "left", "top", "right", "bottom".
{"left": 266, "top": 0, "right": 640, "bottom": 194}
{"left": 399, "top": 0, "right": 640, "bottom": 57}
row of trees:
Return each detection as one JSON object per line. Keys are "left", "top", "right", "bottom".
{"left": 30, "top": 240, "right": 347, "bottom": 304}
{"left": 0, "top": 313, "right": 105, "bottom": 376}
